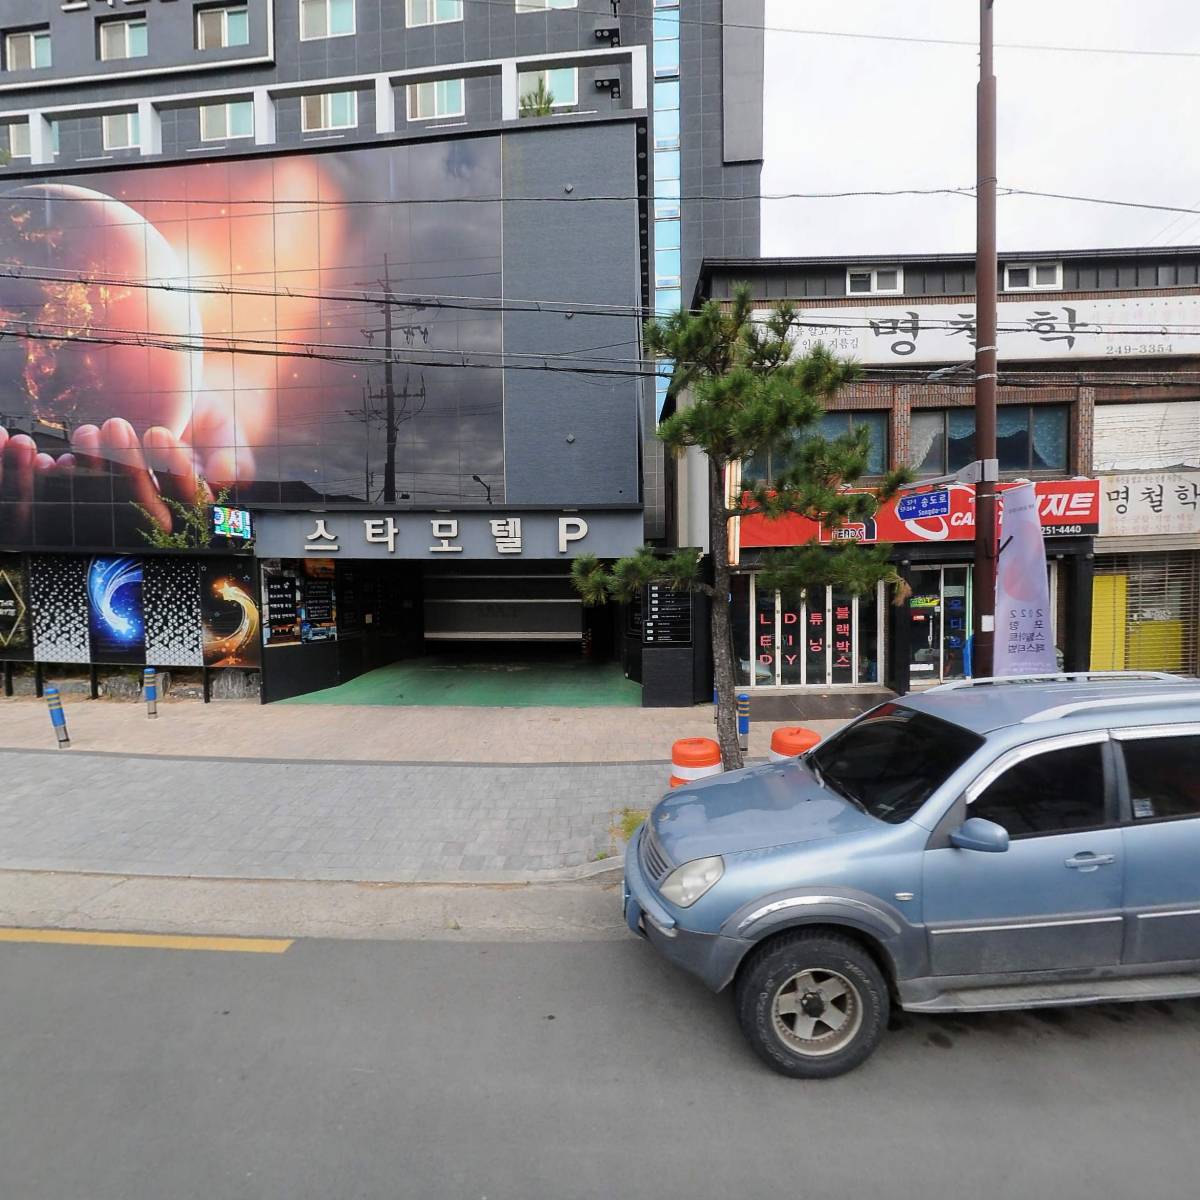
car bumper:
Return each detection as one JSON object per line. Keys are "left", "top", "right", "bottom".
{"left": 622, "top": 829, "right": 752, "bottom": 993}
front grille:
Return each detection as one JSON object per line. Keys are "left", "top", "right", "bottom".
{"left": 640, "top": 824, "right": 672, "bottom": 884}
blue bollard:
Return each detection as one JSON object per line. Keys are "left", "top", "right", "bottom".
{"left": 45, "top": 684, "right": 70, "bottom": 748}
{"left": 143, "top": 667, "right": 158, "bottom": 719}
{"left": 737, "top": 692, "right": 751, "bottom": 752}
{"left": 713, "top": 685, "right": 719, "bottom": 722}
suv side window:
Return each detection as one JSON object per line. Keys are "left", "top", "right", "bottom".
{"left": 1121, "top": 734, "right": 1200, "bottom": 822}
{"left": 971, "top": 743, "right": 1107, "bottom": 837}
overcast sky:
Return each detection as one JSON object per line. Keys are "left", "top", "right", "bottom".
{"left": 761, "top": 1, "right": 1200, "bottom": 258}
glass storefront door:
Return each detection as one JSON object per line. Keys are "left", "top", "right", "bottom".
{"left": 908, "top": 565, "right": 971, "bottom": 683}
{"left": 731, "top": 574, "right": 883, "bottom": 688}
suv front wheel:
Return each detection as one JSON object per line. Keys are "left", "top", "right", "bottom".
{"left": 734, "top": 930, "right": 889, "bottom": 1079}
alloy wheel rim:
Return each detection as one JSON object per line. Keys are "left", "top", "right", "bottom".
{"left": 771, "top": 968, "right": 863, "bottom": 1057}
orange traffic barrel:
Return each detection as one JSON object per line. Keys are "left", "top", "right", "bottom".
{"left": 769, "top": 726, "right": 822, "bottom": 761}
{"left": 669, "top": 737, "right": 722, "bottom": 788}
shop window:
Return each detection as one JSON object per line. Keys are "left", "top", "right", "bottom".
{"left": 739, "top": 577, "right": 883, "bottom": 687}
{"left": 743, "top": 411, "right": 888, "bottom": 483}
{"left": 910, "top": 405, "right": 1069, "bottom": 476}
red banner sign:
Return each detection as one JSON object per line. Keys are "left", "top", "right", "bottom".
{"left": 740, "top": 479, "right": 1100, "bottom": 548}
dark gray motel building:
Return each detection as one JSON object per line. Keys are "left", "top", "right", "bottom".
{"left": 0, "top": 0, "right": 764, "bottom": 704}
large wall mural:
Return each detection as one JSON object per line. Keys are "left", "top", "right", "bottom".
{"left": 0, "top": 141, "right": 504, "bottom": 552}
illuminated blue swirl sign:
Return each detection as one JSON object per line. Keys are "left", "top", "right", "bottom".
{"left": 87, "top": 556, "right": 145, "bottom": 662}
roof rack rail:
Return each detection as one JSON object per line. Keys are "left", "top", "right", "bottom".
{"left": 926, "top": 671, "right": 1183, "bottom": 693}
{"left": 1023, "top": 691, "right": 1200, "bottom": 723}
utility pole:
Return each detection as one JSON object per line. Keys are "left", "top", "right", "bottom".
{"left": 973, "top": 0, "right": 999, "bottom": 677}
{"left": 356, "top": 255, "right": 429, "bottom": 504}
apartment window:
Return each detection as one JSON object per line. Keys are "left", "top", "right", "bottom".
{"left": 6, "top": 120, "right": 30, "bottom": 158}
{"left": 407, "top": 0, "right": 463, "bottom": 25}
{"left": 516, "top": 0, "right": 578, "bottom": 12}
{"left": 197, "top": 6, "right": 250, "bottom": 50}
{"left": 299, "top": 0, "right": 355, "bottom": 40}
{"left": 653, "top": 8, "right": 680, "bottom": 77}
{"left": 102, "top": 111, "right": 141, "bottom": 151}
{"left": 1005, "top": 261, "right": 1062, "bottom": 291}
{"left": 302, "top": 91, "right": 358, "bottom": 131}
{"left": 910, "top": 405, "right": 1069, "bottom": 476}
{"left": 517, "top": 68, "right": 578, "bottom": 110}
{"left": 5, "top": 28, "right": 51, "bottom": 71}
{"left": 200, "top": 100, "right": 254, "bottom": 141}
{"left": 406, "top": 78, "right": 465, "bottom": 120}
{"left": 99, "top": 18, "right": 148, "bottom": 61}
{"left": 847, "top": 267, "right": 902, "bottom": 295}
{"left": 744, "top": 412, "right": 889, "bottom": 483}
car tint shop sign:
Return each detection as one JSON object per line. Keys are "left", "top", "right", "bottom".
{"left": 741, "top": 479, "right": 1100, "bottom": 548}
{"left": 253, "top": 510, "right": 644, "bottom": 561}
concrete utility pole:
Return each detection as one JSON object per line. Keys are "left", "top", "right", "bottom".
{"left": 973, "top": 0, "right": 999, "bottom": 676}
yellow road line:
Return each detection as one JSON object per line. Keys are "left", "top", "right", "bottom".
{"left": 0, "top": 928, "right": 293, "bottom": 954}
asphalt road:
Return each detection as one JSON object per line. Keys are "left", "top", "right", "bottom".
{"left": 4, "top": 933, "right": 1200, "bottom": 1200}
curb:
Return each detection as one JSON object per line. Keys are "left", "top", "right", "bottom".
{"left": 0, "top": 858, "right": 629, "bottom": 888}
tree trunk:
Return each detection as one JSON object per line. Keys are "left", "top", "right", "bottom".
{"left": 709, "top": 458, "right": 745, "bottom": 769}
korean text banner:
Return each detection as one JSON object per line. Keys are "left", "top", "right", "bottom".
{"left": 994, "top": 483, "right": 1057, "bottom": 676}
{"left": 0, "top": 141, "right": 503, "bottom": 552}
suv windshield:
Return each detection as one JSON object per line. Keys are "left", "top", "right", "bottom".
{"left": 809, "top": 703, "right": 983, "bottom": 824}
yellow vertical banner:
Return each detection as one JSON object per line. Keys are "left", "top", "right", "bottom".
{"left": 1090, "top": 575, "right": 1127, "bottom": 670}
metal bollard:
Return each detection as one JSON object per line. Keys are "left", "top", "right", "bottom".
{"left": 44, "top": 684, "right": 70, "bottom": 748}
{"left": 143, "top": 667, "right": 158, "bottom": 719}
{"left": 713, "top": 685, "right": 719, "bottom": 722}
{"left": 737, "top": 692, "right": 750, "bottom": 752}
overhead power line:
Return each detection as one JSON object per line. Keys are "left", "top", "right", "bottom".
{"left": 456, "top": 0, "right": 1200, "bottom": 60}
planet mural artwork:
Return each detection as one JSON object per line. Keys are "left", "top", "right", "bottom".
{"left": 0, "top": 141, "right": 505, "bottom": 556}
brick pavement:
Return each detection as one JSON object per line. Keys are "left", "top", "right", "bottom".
{"left": 0, "top": 695, "right": 843, "bottom": 764}
{"left": 0, "top": 749, "right": 667, "bottom": 883}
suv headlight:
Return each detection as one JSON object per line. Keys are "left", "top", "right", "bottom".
{"left": 658, "top": 856, "right": 724, "bottom": 908}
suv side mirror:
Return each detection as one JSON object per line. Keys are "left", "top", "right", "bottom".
{"left": 950, "top": 816, "right": 1010, "bottom": 853}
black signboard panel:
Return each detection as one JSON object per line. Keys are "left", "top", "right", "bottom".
{"left": 262, "top": 563, "right": 302, "bottom": 647}
{"left": 643, "top": 582, "right": 693, "bottom": 646}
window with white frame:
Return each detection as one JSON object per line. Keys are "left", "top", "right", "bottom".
{"left": 6, "top": 120, "right": 30, "bottom": 158}
{"left": 200, "top": 100, "right": 254, "bottom": 141}
{"left": 302, "top": 90, "right": 358, "bottom": 132}
{"left": 407, "top": 0, "right": 463, "bottom": 26}
{"left": 299, "top": 0, "right": 355, "bottom": 40}
{"left": 517, "top": 67, "right": 578, "bottom": 109}
{"left": 102, "top": 111, "right": 141, "bottom": 151}
{"left": 406, "top": 78, "right": 465, "bottom": 120}
{"left": 1004, "top": 261, "right": 1062, "bottom": 291}
{"left": 5, "top": 27, "right": 51, "bottom": 71}
{"left": 99, "top": 18, "right": 148, "bottom": 61}
{"left": 516, "top": 0, "right": 578, "bottom": 12}
{"left": 197, "top": 6, "right": 250, "bottom": 50}
{"left": 847, "top": 266, "right": 903, "bottom": 295}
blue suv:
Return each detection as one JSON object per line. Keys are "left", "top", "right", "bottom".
{"left": 623, "top": 673, "right": 1200, "bottom": 1078}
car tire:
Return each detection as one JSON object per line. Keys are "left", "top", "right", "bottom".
{"left": 734, "top": 930, "right": 890, "bottom": 1079}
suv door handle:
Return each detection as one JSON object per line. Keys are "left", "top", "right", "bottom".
{"left": 1064, "top": 853, "right": 1117, "bottom": 871}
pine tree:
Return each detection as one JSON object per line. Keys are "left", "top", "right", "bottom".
{"left": 572, "top": 286, "right": 911, "bottom": 769}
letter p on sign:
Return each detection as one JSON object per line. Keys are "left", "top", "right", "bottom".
{"left": 558, "top": 517, "right": 589, "bottom": 553}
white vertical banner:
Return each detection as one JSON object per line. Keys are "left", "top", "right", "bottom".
{"left": 993, "top": 483, "right": 1057, "bottom": 676}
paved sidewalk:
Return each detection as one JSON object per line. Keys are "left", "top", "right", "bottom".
{"left": 0, "top": 749, "right": 663, "bottom": 883}
{"left": 0, "top": 695, "right": 843, "bottom": 764}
